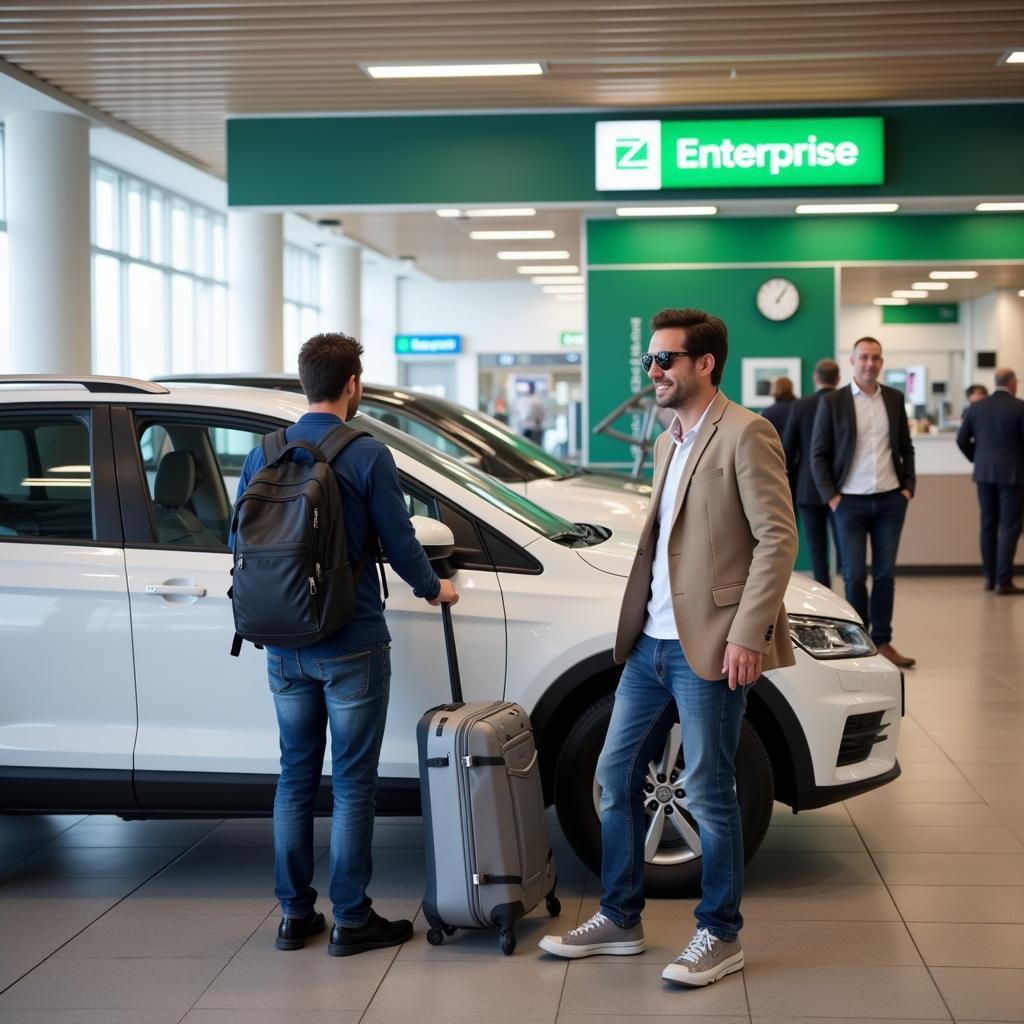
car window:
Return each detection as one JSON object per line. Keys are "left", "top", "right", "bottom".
{"left": 134, "top": 416, "right": 270, "bottom": 549}
{"left": 361, "top": 403, "right": 470, "bottom": 462}
{"left": 0, "top": 414, "right": 94, "bottom": 541}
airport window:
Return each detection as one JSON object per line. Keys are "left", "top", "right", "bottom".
{"left": 283, "top": 244, "right": 321, "bottom": 370}
{"left": 91, "top": 163, "right": 227, "bottom": 378}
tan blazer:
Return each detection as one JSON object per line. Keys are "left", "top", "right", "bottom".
{"left": 614, "top": 391, "right": 799, "bottom": 681}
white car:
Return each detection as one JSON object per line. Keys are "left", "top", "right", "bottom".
{"left": 0, "top": 376, "right": 903, "bottom": 896}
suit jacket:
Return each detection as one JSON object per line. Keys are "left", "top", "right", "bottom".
{"left": 613, "top": 391, "right": 798, "bottom": 681}
{"left": 956, "top": 389, "right": 1024, "bottom": 486}
{"left": 810, "top": 383, "right": 916, "bottom": 502}
{"left": 761, "top": 397, "right": 796, "bottom": 439}
{"left": 782, "top": 387, "right": 835, "bottom": 506}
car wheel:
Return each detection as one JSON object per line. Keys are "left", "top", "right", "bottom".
{"left": 553, "top": 693, "right": 774, "bottom": 898}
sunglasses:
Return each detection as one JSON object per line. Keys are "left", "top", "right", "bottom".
{"left": 640, "top": 350, "right": 697, "bottom": 372}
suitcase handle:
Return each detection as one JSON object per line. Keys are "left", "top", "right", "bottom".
{"left": 441, "top": 602, "right": 464, "bottom": 704}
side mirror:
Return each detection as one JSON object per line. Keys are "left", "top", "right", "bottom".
{"left": 411, "top": 515, "right": 455, "bottom": 561}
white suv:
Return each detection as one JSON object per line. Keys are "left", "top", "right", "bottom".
{"left": 0, "top": 377, "right": 903, "bottom": 896}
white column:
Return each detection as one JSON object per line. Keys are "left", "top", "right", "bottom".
{"left": 228, "top": 211, "right": 283, "bottom": 371}
{"left": 5, "top": 112, "right": 91, "bottom": 374}
{"left": 318, "top": 241, "right": 361, "bottom": 337}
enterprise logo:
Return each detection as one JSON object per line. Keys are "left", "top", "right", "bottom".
{"left": 676, "top": 134, "right": 860, "bottom": 176}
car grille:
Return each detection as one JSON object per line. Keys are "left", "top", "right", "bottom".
{"left": 837, "top": 711, "right": 888, "bottom": 766}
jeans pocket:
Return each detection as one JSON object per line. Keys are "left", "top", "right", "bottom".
{"left": 317, "top": 650, "right": 371, "bottom": 701}
{"left": 266, "top": 653, "right": 291, "bottom": 694}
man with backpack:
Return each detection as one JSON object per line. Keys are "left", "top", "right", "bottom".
{"left": 230, "top": 332, "right": 459, "bottom": 957}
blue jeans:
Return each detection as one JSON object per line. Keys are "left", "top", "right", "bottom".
{"left": 596, "top": 634, "right": 748, "bottom": 940}
{"left": 267, "top": 641, "right": 390, "bottom": 926}
{"left": 833, "top": 490, "right": 908, "bottom": 645}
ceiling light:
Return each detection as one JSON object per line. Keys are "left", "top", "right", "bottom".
{"left": 614, "top": 206, "right": 718, "bottom": 217}
{"left": 496, "top": 250, "right": 570, "bottom": 260}
{"left": 911, "top": 282, "right": 949, "bottom": 290}
{"left": 531, "top": 275, "right": 585, "bottom": 285}
{"left": 874, "top": 298, "right": 909, "bottom": 306}
{"left": 515, "top": 265, "right": 579, "bottom": 275}
{"left": 975, "top": 202, "right": 1024, "bottom": 211}
{"left": 436, "top": 209, "right": 461, "bottom": 218}
{"left": 795, "top": 203, "right": 900, "bottom": 214}
{"left": 1019, "top": 290, "right": 1024, "bottom": 297}
{"left": 997, "top": 49, "right": 1024, "bottom": 64}
{"left": 892, "top": 290, "right": 929, "bottom": 298}
{"left": 469, "top": 230, "right": 555, "bottom": 241}
{"left": 542, "top": 284, "right": 585, "bottom": 294}
{"left": 363, "top": 62, "right": 545, "bottom": 79}
{"left": 929, "top": 270, "right": 978, "bottom": 279}
{"left": 465, "top": 208, "right": 536, "bottom": 218}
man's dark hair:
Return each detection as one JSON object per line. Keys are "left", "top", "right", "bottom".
{"left": 966, "top": 383, "right": 989, "bottom": 400}
{"left": 297, "top": 332, "right": 364, "bottom": 403}
{"left": 814, "top": 358, "right": 840, "bottom": 387}
{"left": 853, "top": 336, "right": 883, "bottom": 354}
{"left": 649, "top": 307, "right": 728, "bottom": 387}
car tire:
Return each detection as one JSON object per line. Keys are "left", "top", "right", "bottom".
{"left": 553, "top": 692, "right": 774, "bottom": 898}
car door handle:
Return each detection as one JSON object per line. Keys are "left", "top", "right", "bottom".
{"left": 145, "top": 583, "right": 207, "bottom": 598}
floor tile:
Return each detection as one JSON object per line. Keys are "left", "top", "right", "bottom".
{"left": 745, "top": 851, "right": 882, "bottom": 888}
{"left": 366, "top": 959, "right": 567, "bottom": 1019}
{"left": 908, "top": 923, "right": 1024, "bottom": 968}
{"left": 560, "top": 1017, "right": 747, "bottom": 1024}
{"left": 558, "top": 961, "right": 748, "bottom": 1016}
{"left": 896, "top": 762, "right": 969, "bottom": 783}
{"left": 743, "top": 965, "right": 950, "bottom": 1018}
{"left": 741, "top": 920, "right": 922, "bottom": 966}
{"left": 182, "top": 1011, "right": 361, "bottom": 1024}
{"left": 364, "top": 1014, "right": 554, "bottom": 1024}
{"left": 0, "top": 1012, "right": 182, "bottom": 1024}
{"left": 0, "top": 957, "right": 228, "bottom": 1011}
{"left": 847, "top": 782, "right": 983, "bottom": 805}
{"left": 195, "top": 951, "right": 393, "bottom": 1011}
{"left": 0, "top": 846, "right": 185, "bottom": 881}
{"left": 49, "top": 820, "right": 219, "bottom": 848}
{"left": 770, "top": 803, "right": 853, "bottom": 828}
{"left": 931, "top": 967, "right": 1024, "bottom": 1022}
{"left": 845, "top": 802, "right": 1007, "bottom": 829}
{"left": 0, "top": 960, "right": 39, "bottom": 992}
{"left": 0, "top": 911, "right": 104, "bottom": 960}
{"left": 890, "top": 885, "right": 1024, "bottom": 924}
{"left": 857, "top": 826, "right": 1024, "bottom": 853}
{"left": 872, "top": 852, "right": 1024, "bottom": 886}
{"left": 741, "top": 885, "right": 901, "bottom": 922}
{"left": 760, "top": 826, "right": 866, "bottom": 853}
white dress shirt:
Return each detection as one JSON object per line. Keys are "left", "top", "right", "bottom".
{"left": 643, "top": 396, "right": 716, "bottom": 639}
{"left": 841, "top": 381, "right": 901, "bottom": 495}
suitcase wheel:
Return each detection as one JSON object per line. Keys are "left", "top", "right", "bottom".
{"left": 546, "top": 895, "right": 562, "bottom": 918}
{"left": 500, "top": 930, "right": 516, "bottom": 956}
{"left": 443, "top": 924, "right": 458, "bottom": 936}
{"left": 426, "top": 928, "right": 446, "bottom": 946}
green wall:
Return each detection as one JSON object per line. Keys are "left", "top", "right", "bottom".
{"left": 227, "top": 104, "right": 1024, "bottom": 206}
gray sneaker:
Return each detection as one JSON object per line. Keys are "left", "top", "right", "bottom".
{"left": 662, "top": 927, "right": 744, "bottom": 986}
{"left": 539, "top": 911, "right": 645, "bottom": 959}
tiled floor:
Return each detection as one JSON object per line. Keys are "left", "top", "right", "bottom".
{"left": 2, "top": 576, "right": 1023, "bottom": 1023}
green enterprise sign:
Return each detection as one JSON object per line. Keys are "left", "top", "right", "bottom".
{"left": 595, "top": 117, "right": 884, "bottom": 190}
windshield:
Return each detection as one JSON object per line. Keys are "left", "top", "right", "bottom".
{"left": 451, "top": 407, "right": 577, "bottom": 480}
{"left": 352, "top": 413, "right": 579, "bottom": 541}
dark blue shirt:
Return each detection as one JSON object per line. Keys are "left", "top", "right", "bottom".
{"left": 231, "top": 412, "right": 440, "bottom": 657}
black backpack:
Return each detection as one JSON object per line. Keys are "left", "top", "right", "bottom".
{"left": 229, "top": 424, "right": 376, "bottom": 655}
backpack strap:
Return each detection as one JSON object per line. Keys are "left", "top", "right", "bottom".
{"left": 315, "top": 423, "right": 370, "bottom": 464}
{"left": 260, "top": 428, "right": 288, "bottom": 465}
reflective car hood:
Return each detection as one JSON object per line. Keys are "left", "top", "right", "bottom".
{"left": 577, "top": 536, "right": 862, "bottom": 625}
{"left": 522, "top": 476, "right": 651, "bottom": 533}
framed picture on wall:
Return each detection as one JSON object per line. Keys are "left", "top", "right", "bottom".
{"left": 741, "top": 357, "right": 802, "bottom": 409}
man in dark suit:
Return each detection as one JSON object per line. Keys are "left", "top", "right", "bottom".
{"left": 783, "top": 358, "right": 841, "bottom": 588}
{"left": 956, "top": 367, "right": 1024, "bottom": 595}
{"left": 811, "top": 337, "right": 916, "bottom": 668}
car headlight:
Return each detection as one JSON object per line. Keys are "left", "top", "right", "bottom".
{"left": 788, "top": 615, "right": 876, "bottom": 659}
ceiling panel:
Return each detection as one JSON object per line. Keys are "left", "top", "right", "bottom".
{"left": 839, "top": 263, "right": 1024, "bottom": 305}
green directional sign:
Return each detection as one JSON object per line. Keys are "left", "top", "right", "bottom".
{"left": 596, "top": 117, "right": 884, "bottom": 190}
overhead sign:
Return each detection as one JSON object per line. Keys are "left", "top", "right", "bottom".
{"left": 560, "top": 331, "right": 584, "bottom": 347}
{"left": 394, "top": 334, "right": 461, "bottom": 355}
{"left": 595, "top": 117, "right": 884, "bottom": 191}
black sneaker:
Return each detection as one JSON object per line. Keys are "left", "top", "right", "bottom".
{"left": 328, "top": 910, "right": 413, "bottom": 957}
{"left": 275, "top": 910, "right": 326, "bottom": 950}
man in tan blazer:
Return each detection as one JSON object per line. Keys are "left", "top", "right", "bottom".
{"left": 541, "top": 308, "right": 797, "bottom": 987}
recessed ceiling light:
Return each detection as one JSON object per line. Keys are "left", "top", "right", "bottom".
{"left": 436, "top": 209, "right": 462, "bottom": 218}
{"left": 542, "top": 284, "right": 585, "bottom": 294}
{"left": 795, "top": 203, "right": 900, "bottom": 214}
{"left": 975, "top": 202, "right": 1024, "bottom": 211}
{"left": 515, "top": 265, "right": 579, "bottom": 275}
{"left": 997, "top": 49, "right": 1024, "bottom": 65}
{"left": 363, "top": 62, "right": 545, "bottom": 79}
{"left": 929, "top": 270, "right": 978, "bottom": 279}
{"left": 469, "top": 230, "right": 555, "bottom": 241}
{"left": 874, "top": 298, "right": 909, "bottom": 306}
{"left": 531, "top": 275, "right": 585, "bottom": 285}
{"left": 1019, "top": 290, "right": 1024, "bottom": 297}
{"left": 497, "top": 250, "right": 570, "bottom": 260}
{"left": 465, "top": 208, "right": 536, "bottom": 218}
{"left": 892, "top": 290, "right": 929, "bottom": 299}
{"left": 911, "top": 282, "right": 950, "bottom": 290}
{"left": 614, "top": 206, "right": 718, "bottom": 217}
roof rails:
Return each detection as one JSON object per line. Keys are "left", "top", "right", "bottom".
{"left": 0, "top": 375, "right": 170, "bottom": 394}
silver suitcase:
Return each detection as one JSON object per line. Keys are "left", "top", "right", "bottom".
{"left": 417, "top": 605, "right": 560, "bottom": 955}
